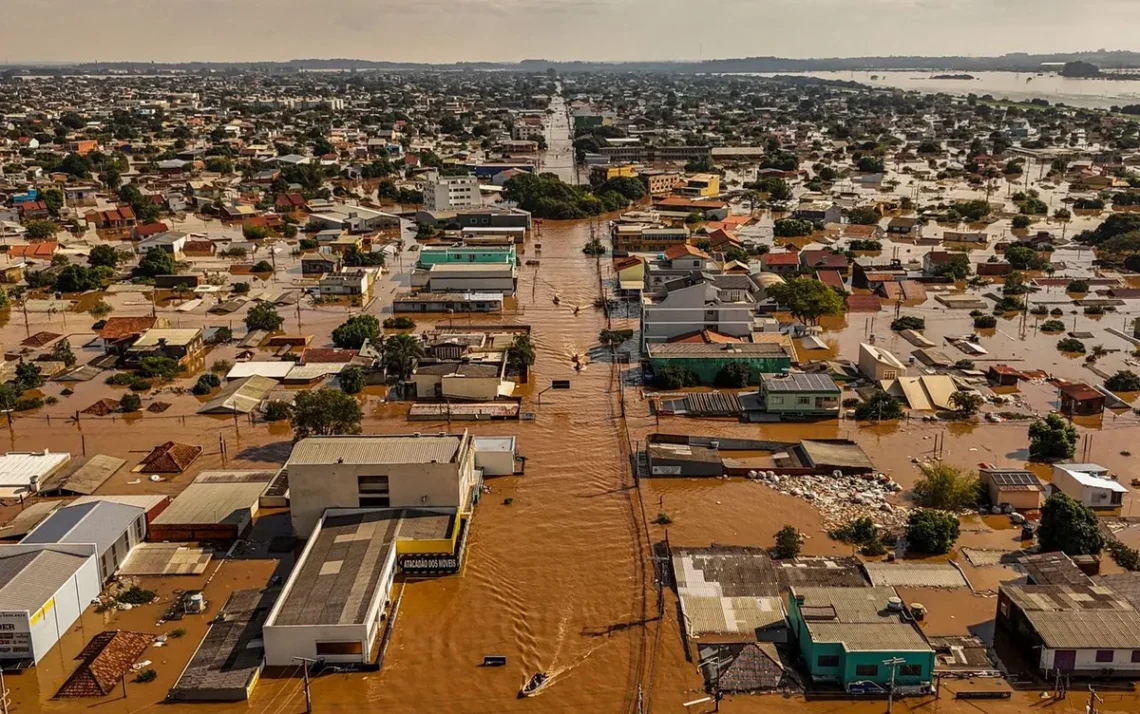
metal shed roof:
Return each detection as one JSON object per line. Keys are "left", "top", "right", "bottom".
{"left": 0, "top": 547, "right": 93, "bottom": 613}
{"left": 22, "top": 501, "right": 143, "bottom": 554}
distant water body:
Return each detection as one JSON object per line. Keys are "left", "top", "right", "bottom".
{"left": 752, "top": 70, "right": 1140, "bottom": 110}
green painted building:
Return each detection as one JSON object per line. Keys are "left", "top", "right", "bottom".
{"left": 646, "top": 342, "right": 793, "bottom": 385}
{"left": 787, "top": 586, "right": 934, "bottom": 694}
{"left": 417, "top": 245, "right": 516, "bottom": 268}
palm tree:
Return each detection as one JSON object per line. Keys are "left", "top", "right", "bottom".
{"left": 383, "top": 334, "right": 424, "bottom": 382}
{"left": 949, "top": 391, "right": 984, "bottom": 417}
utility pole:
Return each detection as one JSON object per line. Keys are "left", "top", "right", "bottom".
{"left": 292, "top": 657, "right": 316, "bottom": 713}
{"left": 0, "top": 667, "right": 9, "bottom": 714}
{"left": 1087, "top": 685, "right": 1102, "bottom": 714}
{"left": 884, "top": 657, "right": 905, "bottom": 714}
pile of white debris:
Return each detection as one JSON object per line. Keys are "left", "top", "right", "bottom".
{"left": 747, "top": 469, "right": 911, "bottom": 531}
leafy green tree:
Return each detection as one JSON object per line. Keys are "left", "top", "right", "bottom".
{"left": 932, "top": 253, "right": 971, "bottom": 280}
{"left": 914, "top": 463, "right": 979, "bottom": 510}
{"left": 1028, "top": 413, "right": 1078, "bottom": 460}
{"left": 263, "top": 400, "right": 292, "bottom": 421}
{"left": 0, "top": 384, "right": 19, "bottom": 412}
{"left": 1105, "top": 370, "right": 1140, "bottom": 392}
{"left": 24, "top": 220, "right": 58, "bottom": 240}
{"left": 949, "top": 200, "right": 991, "bottom": 222}
{"left": 245, "top": 303, "right": 284, "bottom": 332}
{"left": 773, "top": 218, "right": 813, "bottom": 237}
{"left": 890, "top": 315, "right": 925, "bottom": 331}
{"left": 655, "top": 365, "right": 698, "bottom": 390}
{"left": 974, "top": 315, "right": 997, "bottom": 328}
{"left": 119, "top": 393, "right": 141, "bottom": 412}
{"left": 1038, "top": 493, "right": 1104, "bottom": 555}
{"left": 58, "top": 153, "right": 92, "bottom": 178}
{"left": 42, "top": 189, "right": 63, "bottom": 218}
{"left": 597, "top": 176, "right": 645, "bottom": 201}
{"left": 1040, "top": 319, "right": 1065, "bottom": 333}
{"left": 50, "top": 339, "right": 77, "bottom": 367}
{"left": 906, "top": 510, "right": 960, "bottom": 555}
{"left": 136, "top": 247, "right": 176, "bottom": 278}
{"left": 507, "top": 334, "right": 536, "bottom": 376}
{"left": 847, "top": 206, "right": 881, "bottom": 225}
{"left": 138, "top": 356, "right": 182, "bottom": 380}
{"left": 857, "top": 156, "right": 885, "bottom": 173}
{"left": 1056, "top": 338, "right": 1086, "bottom": 354}
{"left": 766, "top": 277, "right": 844, "bottom": 325}
{"left": 599, "top": 329, "right": 633, "bottom": 347}
{"left": 1005, "top": 246, "right": 1046, "bottom": 270}
{"left": 1011, "top": 215, "right": 1032, "bottom": 229}
{"left": 747, "top": 177, "right": 792, "bottom": 202}
{"left": 1076, "top": 213, "right": 1140, "bottom": 246}
{"left": 204, "top": 156, "right": 233, "bottom": 174}
{"left": 715, "top": 362, "right": 751, "bottom": 388}
{"left": 88, "top": 244, "right": 121, "bottom": 268}
{"left": 854, "top": 390, "right": 903, "bottom": 421}
{"left": 339, "top": 366, "right": 366, "bottom": 395}
{"left": 383, "top": 333, "right": 424, "bottom": 381}
{"left": 15, "top": 361, "right": 44, "bottom": 391}
{"left": 830, "top": 516, "right": 879, "bottom": 546}
{"left": 54, "top": 265, "right": 101, "bottom": 293}
{"left": 291, "top": 388, "right": 363, "bottom": 439}
{"left": 1067, "top": 279, "right": 1090, "bottom": 293}
{"left": 331, "top": 315, "right": 380, "bottom": 350}
{"left": 251, "top": 260, "right": 273, "bottom": 273}
{"left": 773, "top": 525, "right": 801, "bottom": 559}
{"left": 342, "top": 246, "right": 385, "bottom": 267}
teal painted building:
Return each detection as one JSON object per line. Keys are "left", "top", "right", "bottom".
{"left": 645, "top": 342, "right": 793, "bottom": 386}
{"left": 787, "top": 587, "right": 934, "bottom": 693}
{"left": 417, "top": 245, "right": 516, "bottom": 268}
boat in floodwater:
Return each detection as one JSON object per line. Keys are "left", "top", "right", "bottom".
{"left": 518, "top": 672, "right": 551, "bottom": 698}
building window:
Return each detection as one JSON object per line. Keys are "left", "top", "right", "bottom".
{"left": 817, "top": 655, "right": 840, "bottom": 668}
{"left": 1131, "top": 650, "right": 1140, "bottom": 663}
{"left": 797, "top": 396, "right": 811, "bottom": 406}
{"left": 1096, "top": 650, "right": 1114, "bottom": 663}
{"left": 316, "top": 641, "right": 364, "bottom": 656}
{"left": 855, "top": 664, "right": 878, "bottom": 677}
{"left": 900, "top": 664, "right": 922, "bottom": 677}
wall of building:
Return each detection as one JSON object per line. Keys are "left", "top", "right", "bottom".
{"left": 1039, "top": 647, "right": 1140, "bottom": 674}
{"left": 649, "top": 356, "right": 793, "bottom": 385}
{"left": 289, "top": 462, "right": 466, "bottom": 537}
{"left": 427, "top": 275, "right": 516, "bottom": 294}
{"left": 10, "top": 549, "right": 100, "bottom": 663}
{"left": 441, "top": 375, "right": 503, "bottom": 401}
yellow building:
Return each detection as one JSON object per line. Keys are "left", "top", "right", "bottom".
{"left": 681, "top": 173, "right": 720, "bottom": 197}
{"left": 614, "top": 255, "right": 645, "bottom": 294}
{"left": 590, "top": 163, "right": 639, "bottom": 184}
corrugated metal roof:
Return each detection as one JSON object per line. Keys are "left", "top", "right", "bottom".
{"left": 0, "top": 548, "right": 92, "bottom": 612}
{"left": 198, "top": 375, "right": 277, "bottom": 414}
{"left": 863, "top": 563, "right": 968, "bottom": 589}
{"left": 1031, "top": 610, "right": 1140, "bottom": 650}
{"left": 153, "top": 481, "right": 267, "bottom": 526}
{"left": 806, "top": 622, "right": 931, "bottom": 652}
{"left": 287, "top": 435, "right": 464, "bottom": 466}
{"left": 225, "top": 362, "right": 294, "bottom": 380}
{"left": 23, "top": 501, "right": 143, "bottom": 554}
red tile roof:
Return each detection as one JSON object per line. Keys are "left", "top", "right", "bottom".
{"left": 10, "top": 241, "right": 58, "bottom": 258}
{"left": 668, "top": 329, "right": 744, "bottom": 345}
{"left": 846, "top": 295, "right": 883, "bottom": 312}
{"left": 140, "top": 441, "right": 202, "bottom": 473}
{"left": 815, "top": 270, "right": 844, "bottom": 288}
{"left": 762, "top": 252, "right": 800, "bottom": 266}
{"left": 302, "top": 348, "right": 359, "bottom": 364}
{"left": 55, "top": 631, "right": 154, "bottom": 698}
{"left": 1059, "top": 382, "right": 1103, "bottom": 402}
{"left": 98, "top": 316, "right": 157, "bottom": 341}
{"left": 663, "top": 244, "right": 709, "bottom": 261}
{"left": 133, "top": 222, "right": 169, "bottom": 237}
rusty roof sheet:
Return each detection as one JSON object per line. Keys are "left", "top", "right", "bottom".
{"left": 55, "top": 631, "right": 154, "bottom": 698}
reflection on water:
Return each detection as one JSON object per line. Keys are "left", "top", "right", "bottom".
{"left": 753, "top": 70, "right": 1140, "bottom": 109}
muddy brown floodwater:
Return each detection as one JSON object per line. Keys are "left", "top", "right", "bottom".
{"left": 9, "top": 213, "right": 1140, "bottom": 714}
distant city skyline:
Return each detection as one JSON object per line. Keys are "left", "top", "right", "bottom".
{"left": 2, "top": 0, "right": 1140, "bottom": 64}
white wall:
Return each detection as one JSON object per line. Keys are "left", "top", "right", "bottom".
{"left": 1041, "top": 647, "right": 1140, "bottom": 673}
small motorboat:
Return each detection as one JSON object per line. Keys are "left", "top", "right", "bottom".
{"left": 518, "top": 672, "right": 551, "bottom": 698}
{"left": 553, "top": 295, "right": 561, "bottom": 305}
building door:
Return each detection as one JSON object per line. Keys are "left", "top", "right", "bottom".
{"left": 1054, "top": 650, "right": 1077, "bottom": 672}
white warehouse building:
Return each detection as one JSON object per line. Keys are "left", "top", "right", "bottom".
{"left": 0, "top": 543, "right": 102, "bottom": 664}
{"left": 262, "top": 510, "right": 399, "bottom": 667}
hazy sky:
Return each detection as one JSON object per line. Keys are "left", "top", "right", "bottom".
{"left": 2, "top": 0, "right": 1139, "bottom": 63}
